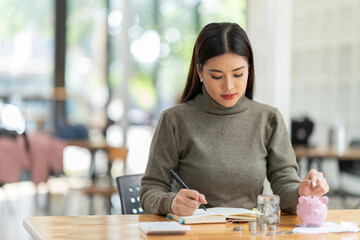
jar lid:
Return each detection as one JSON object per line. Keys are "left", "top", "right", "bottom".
{"left": 257, "top": 194, "right": 280, "bottom": 204}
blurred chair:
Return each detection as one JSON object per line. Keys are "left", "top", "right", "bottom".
{"left": 0, "top": 129, "right": 30, "bottom": 213}
{"left": 338, "top": 139, "right": 360, "bottom": 209}
{"left": 115, "top": 174, "right": 144, "bottom": 214}
{"left": 291, "top": 116, "right": 318, "bottom": 173}
{"left": 56, "top": 121, "right": 89, "bottom": 140}
{"left": 291, "top": 116, "right": 314, "bottom": 147}
{"left": 80, "top": 146, "right": 128, "bottom": 214}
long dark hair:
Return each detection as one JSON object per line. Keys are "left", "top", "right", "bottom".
{"left": 180, "top": 22, "right": 255, "bottom": 103}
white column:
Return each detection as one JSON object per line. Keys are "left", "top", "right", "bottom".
{"left": 247, "top": 0, "right": 293, "bottom": 194}
{"left": 247, "top": 0, "right": 292, "bottom": 129}
{"left": 116, "top": 0, "right": 131, "bottom": 144}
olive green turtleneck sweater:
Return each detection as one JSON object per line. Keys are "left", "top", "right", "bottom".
{"left": 140, "top": 86, "right": 300, "bottom": 215}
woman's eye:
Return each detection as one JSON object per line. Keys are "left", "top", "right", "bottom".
{"left": 234, "top": 73, "right": 244, "bottom": 78}
{"left": 211, "top": 75, "right": 222, "bottom": 80}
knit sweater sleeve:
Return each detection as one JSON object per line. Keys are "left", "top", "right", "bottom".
{"left": 139, "top": 111, "right": 178, "bottom": 215}
{"left": 266, "top": 109, "right": 300, "bottom": 213}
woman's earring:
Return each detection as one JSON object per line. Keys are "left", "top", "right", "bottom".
{"left": 200, "top": 78, "right": 203, "bottom": 82}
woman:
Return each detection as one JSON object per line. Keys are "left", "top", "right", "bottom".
{"left": 140, "top": 22, "right": 329, "bottom": 216}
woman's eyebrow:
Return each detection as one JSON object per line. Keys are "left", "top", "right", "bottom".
{"left": 208, "top": 66, "right": 245, "bottom": 73}
{"left": 232, "top": 66, "right": 245, "bottom": 71}
{"left": 208, "top": 69, "right": 222, "bottom": 73}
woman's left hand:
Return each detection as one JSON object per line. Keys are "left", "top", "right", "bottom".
{"left": 298, "top": 169, "right": 329, "bottom": 196}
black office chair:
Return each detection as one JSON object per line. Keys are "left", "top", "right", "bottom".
{"left": 291, "top": 117, "right": 314, "bottom": 147}
{"left": 291, "top": 117, "right": 318, "bottom": 173}
{"left": 115, "top": 174, "right": 144, "bottom": 214}
{"left": 338, "top": 139, "right": 360, "bottom": 209}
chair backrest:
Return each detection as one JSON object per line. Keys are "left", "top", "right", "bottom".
{"left": 116, "top": 174, "right": 144, "bottom": 214}
{"left": 350, "top": 140, "right": 360, "bottom": 148}
{"left": 108, "top": 147, "right": 128, "bottom": 176}
{"left": 107, "top": 146, "right": 128, "bottom": 163}
{"left": 291, "top": 117, "right": 314, "bottom": 146}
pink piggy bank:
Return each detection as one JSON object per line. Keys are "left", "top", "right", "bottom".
{"left": 296, "top": 195, "right": 328, "bottom": 227}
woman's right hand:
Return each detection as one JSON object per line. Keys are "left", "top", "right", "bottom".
{"left": 171, "top": 189, "right": 207, "bottom": 216}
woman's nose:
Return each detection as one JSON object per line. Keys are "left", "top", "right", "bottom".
{"left": 223, "top": 77, "right": 234, "bottom": 90}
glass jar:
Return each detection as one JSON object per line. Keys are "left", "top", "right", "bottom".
{"left": 256, "top": 194, "right": 281, "bottom": 225}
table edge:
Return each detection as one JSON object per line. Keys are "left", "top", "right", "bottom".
{"left": 23, "top": 217, "right": 45, "bottom": 240}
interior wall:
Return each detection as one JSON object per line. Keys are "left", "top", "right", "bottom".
{"left": 247, "top": 0, "right": 360, "bottom": 192}
{"left": 291, "top": 0, "right": 360, "bottom": 147}
{"left": 247, "top": 0, "right": 360, "bottom": 148}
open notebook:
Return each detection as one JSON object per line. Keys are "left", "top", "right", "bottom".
{"left": 167, "top": 207, "right": 257, "bottom": 224}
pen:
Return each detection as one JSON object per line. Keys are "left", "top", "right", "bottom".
{"left": 170, "top": 170, "right": 207, "bottom": 211}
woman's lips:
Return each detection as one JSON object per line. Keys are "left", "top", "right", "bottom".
{"left": 221, "top": 94, "right": 236, "bottom": 100}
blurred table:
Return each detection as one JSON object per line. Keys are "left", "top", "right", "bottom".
{"left": 65, "top": 140, "right": 127, "bottom": 214}
{"left": 65, "top": 139, "right": 109, "bottom": 151}
{"left": 23, "top": 210, "right": 360, "bottom": 240}
{"left": 294, "top": 145, "right": 360, "bottom": 160}
{"left": 65, "top": 140, "right": 110, "bottom": 181}
{"left": 293, "top": 145, "right": 360, "bottom": 173}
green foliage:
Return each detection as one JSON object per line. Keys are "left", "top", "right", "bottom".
{"left": 0, "top": 0, "right": 53, "bottom": 40}
{"left": 129, "top": 72, "right": 156, "bottom": 110}
{"left": 67, "top": 0, "right": 106, "bottom": 47}
{"left": 109, "top": 0, "right": 246, "bottom": 112}
{"left": 199, "top": 0, "right": 247, "bottom": 28}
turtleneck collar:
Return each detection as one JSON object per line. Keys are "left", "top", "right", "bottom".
{"left": 193, "top": 85, "right": 250, "bottom": 115}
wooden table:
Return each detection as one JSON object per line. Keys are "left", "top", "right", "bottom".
{"left": 65, "top": 140, "right": 128, "bottom": 214}
{"left": 293, "top": 145, "right": 360, "bottom": 172}
{"left": 293, "top": 146, "right": 360, "bottom": 160}
{"left": 23, "top": 210, "right": 360, "bottom": 240}
{"left": 65, "top": 139, "right": 109, "bottom": 152}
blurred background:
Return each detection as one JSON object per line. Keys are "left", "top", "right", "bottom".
{"left": 0, "top": 0, "right": 359, "bottom": 239}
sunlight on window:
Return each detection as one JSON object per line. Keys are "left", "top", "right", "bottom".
{"left": 108, "top": 10, "right": 123, "bottom": 31}
{"left": 185, "top": 0, "right": 200, "bottom": 7}
{"left": 128, "top": 24, "right": 143, "bottom": 39}
{"left": 0, "top": 182, "right": 37, "bottom": 202}
{"left": 89, "top": 86, "right": 109, "bottom": 109}
{"left": 76, "top": 56, "right": 92, "bottom": 75}
{"left": 11, "top": 29, "right": 33, "bottom": 75}
{"left": 159, "top": 1, "right": 177, "bottom": 15}
{"left": 127, "top": 108, "right": 150, "bottom": 125}
{"left": 130, "top": 30, "right": 161, "bottom": 64}
{"left": 164, "top": 27, "right": 181, "bottom": 43}
{"left": 106, "top": 124, "right": 124, "bottom": 147}
{"left": 66, "top": 0, "right": 108, "bottom": 129}
{"left": 160, "top": 43, "right": 170, "bottom": 58}
{"left": 0, "top": 104, "right": 25, "bottom": 134}
{"left": 63, "top": 146, "right": 91, "bottom": 176}
{"left": 107, "top": 98, "right": 124, "bottom": 121}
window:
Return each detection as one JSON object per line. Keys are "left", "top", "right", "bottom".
{"left": 0, "top": 0, "right": 54, "bottom": 131}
